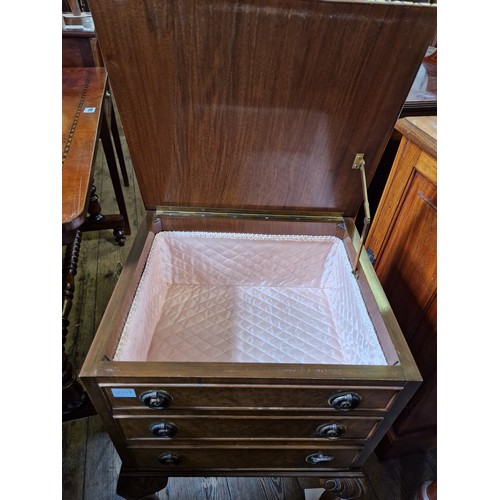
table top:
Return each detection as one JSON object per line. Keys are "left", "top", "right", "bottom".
{"left": 62, "top": 67, "right": 107, "bottom": 232}
{"left": 396, "top": 115, "right": 437, "bottom": 159}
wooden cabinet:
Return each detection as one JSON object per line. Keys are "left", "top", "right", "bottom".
{"left": 366, "top": 116, "right": 437, "bottom": 458}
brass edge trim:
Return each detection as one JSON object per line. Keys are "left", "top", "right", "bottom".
{"left": 155, "top": 207, "right": 344, "bottom": 223}
{"left": 344, "top": 218, "right": 420, "bottom": 380}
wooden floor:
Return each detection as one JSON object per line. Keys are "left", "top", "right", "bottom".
{"left": 62, "top": 127, "right": 437, "bottom": 500}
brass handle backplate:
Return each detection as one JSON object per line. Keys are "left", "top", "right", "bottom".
{"left": 316, "top": 423, "right": 346, "bottom": 439}
{"left": 328, "top": 392, "right": 361, "bottom": 411}
{"left": 150, "top": 422, "right": 179, "bottom": 438}
{"left": 140, "top": 390, "right": 173, "bottom": 409}
{"left": 158, "top": 452, "right": 181, "bottom": 466}
{"left": 306, "top": 452, "right": 335, "bottom": 465}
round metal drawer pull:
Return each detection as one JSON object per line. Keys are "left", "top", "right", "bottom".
{"left": 328, "top": 392, "right": 361, "bottom": 411}
{"left": 306, "top": 452, "right": 334, "bottom": 465}
{"left": 150, "top": 422, "right": 179, "bottom": 438}
{"left": 158, "top": 452, "right": 181, "bottom": 466}
{"left": 140, "top": 390, "right": 173, "bottom": 409}
{"left": 316, "top": 423, "right": 346, "bottom": 439}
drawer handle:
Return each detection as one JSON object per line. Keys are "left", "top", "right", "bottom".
{"left": 140, "top": 390, "right": 173, "bottom": 409}
{"left": 316, "top": 423, "right": 346, "bottom": 439}
{"left": 150, "top": 422, "right": 179, "bottom": 438}
{"left": 328, "top": 392, "right": 361, "bottom": 411}
{"left": 158, "top": 452, "right": 181, "bottom": 466}
{"left": 306, "top": 452, "right": 334, "bottom": 465}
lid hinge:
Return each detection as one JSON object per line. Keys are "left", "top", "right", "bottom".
{"left": 154, "top": 207, "right": 344, "bottom": 223}
{"left": 351, "top": 153, "right": 371, "bottom": 276}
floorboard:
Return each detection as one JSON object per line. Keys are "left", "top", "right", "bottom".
{"left": 62, "top": 125, "right": 436, "bottom": 500}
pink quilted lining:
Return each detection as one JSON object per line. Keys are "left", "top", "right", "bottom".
{"left": 114, "top": 232, "right": 387, "bottom": 365}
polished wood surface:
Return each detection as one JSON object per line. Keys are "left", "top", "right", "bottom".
{"left": 91, "top": 0, "right": 436, "bottom": 216}
{"left": 81, "top": 1, "right": 436, "bottom": 496}
{"left": 366, "top": 116, "right": 437, "bottom": 458}
{"left": 116, "top": 414, "right": 381, "bottom": 441}
{"left": 62, "top": 33, "right": 104, "bottom": 68}
{"left": 62, "top": 67, "right": 107, "bottom": 232}
{"left": 63, "top": 138, "right": 437, "bottom": 500}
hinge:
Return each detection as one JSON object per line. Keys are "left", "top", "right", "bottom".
{"left": 154, "top": 206, "right": 344, "bottom": 223}
{"left": 351, "top": 153, "right": 371, "bottom": 276}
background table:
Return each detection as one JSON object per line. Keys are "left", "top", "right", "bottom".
{"left": 62, "top": 67, "right": 129, "bottom": 421}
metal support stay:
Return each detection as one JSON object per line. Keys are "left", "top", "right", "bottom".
{"left": 351, "top": 153, "right": 371, "bottom": 276}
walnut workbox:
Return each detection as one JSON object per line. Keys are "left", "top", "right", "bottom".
{"left": 80, "top": 1, "right": 437, "bottom": 498}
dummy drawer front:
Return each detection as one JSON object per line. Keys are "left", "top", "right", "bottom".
{"left": 126, "top": 445, "right": 361, "bottom": 471}
{"left": 104, "top": 385, "right": 401, "bottom": 412}
{"left": 116, "top": 414, "right": 382, "bottom": 442}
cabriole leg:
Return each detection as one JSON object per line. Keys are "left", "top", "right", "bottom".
{"left": 319, "top": 476, "right": 367, "bottom": 499}
{"left": 116, "top": 469, "right": 168, "bottom": 500}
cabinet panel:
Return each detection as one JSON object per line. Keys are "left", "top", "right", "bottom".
{"left": 367, "top": 116, "right": 437, "bottom": 458}
{"left": 374, "top": 169, "right": 437, "bottom": 339}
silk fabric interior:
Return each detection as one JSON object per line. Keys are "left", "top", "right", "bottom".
{"left": 114, "top": 232, "right": 387, "bottom": 365}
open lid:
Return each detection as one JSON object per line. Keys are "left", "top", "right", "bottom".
{"left": 91, "top": 0, "right": 436, "bottom": 217}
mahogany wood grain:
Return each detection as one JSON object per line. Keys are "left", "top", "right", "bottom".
{"left": 62, "top": 35, "right": 98, "bottom": 68}
{"left": 116, "top": 414, "right": 381, "bottom": 441}
{"left": 62, "top": 67, "right": 107, "bottom": 233}
{"left": 91, "top": 0, "right": 436, "bottom": 216}
{"left": 103, "top": 385, "right": 400, "bottom": 412}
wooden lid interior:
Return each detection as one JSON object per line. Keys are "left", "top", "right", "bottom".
{"left": 92, "top": 0, "right": 436, "bottom": 217}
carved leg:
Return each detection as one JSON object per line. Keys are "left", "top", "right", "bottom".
{"left": 85, "top": 182, "right": 126, "bottom": 246}
{"left": 87, "top": 183, "right": 104, "bottom": 222}
{"left": 319, "top": 477, "right": 367, "bottom": 500}
{"left": 116, "top": 470, "right": 168, "bottom": 500}
{"left": 62, "top": 230, "right": 95, "bottom": 420}
{"left": 113, "top": 227, "right": 126, "bottom": 246}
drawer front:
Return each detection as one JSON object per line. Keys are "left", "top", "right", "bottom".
{"left": 117, "top": 415, "right": 381, "bottom": 441}
{"left": 126, "top": 445, "right": 361, "bottom": 471}
{"left": 104, "top": 385, "right": 400, "bottom": 412}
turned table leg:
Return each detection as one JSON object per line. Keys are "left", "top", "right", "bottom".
{"left": 62, "top": 230, "right": 95, "bottom": 420}
{"left": 319, "top": 476, "right": 367, "bottom": 500}
{"left": 84, "top": 179, "right": 126, "bottom": 246}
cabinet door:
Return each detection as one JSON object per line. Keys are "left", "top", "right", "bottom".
{"left": 374, "top": 165, "right": 437, "bottom": 340}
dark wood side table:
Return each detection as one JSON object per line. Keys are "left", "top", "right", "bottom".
{"left": 62, "top": 67, "right": 130, "bottom": 421}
